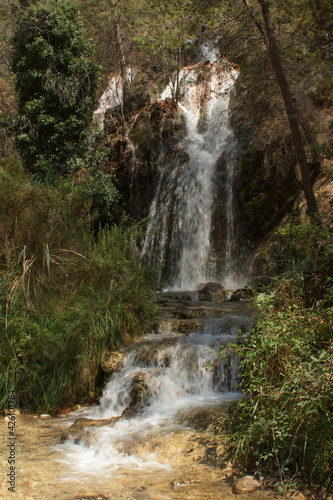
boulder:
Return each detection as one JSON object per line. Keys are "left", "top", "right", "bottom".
{"left": 198, "top": 282, "right": 228, "bottom": 302}
{"left": 101, "top": 350, "right": 126, "bottom": 374}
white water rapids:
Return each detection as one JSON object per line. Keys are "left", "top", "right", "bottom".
{"left": 56, "top": 303, "right": 248, "bottom": 477}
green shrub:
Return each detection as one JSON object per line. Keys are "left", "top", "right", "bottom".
{"left": 228, "top": 221, "right": 333, "bottom": 494}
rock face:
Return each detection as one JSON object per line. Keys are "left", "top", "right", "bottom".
{"left": 233, "top": 475, "right": 261, "bottom": 494}
{"left": 98, "top": 41, "right": 326, "bottom": 289}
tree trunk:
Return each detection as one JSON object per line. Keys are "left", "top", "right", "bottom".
{"left": 256, "top": 0, "right": 320, "bottom": 220}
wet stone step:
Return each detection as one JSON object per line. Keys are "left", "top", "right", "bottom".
{"left": 159, "top": 315, "right": 250, "bottom": 336}
{"left": 159, "top": 304, "right": 248, "bottom": 320}
{"left": 158, "top": 300, "right": 250, "bottom": 320}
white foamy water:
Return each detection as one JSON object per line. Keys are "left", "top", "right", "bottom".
{"left": 141, "top": 61, "right": 239, "bottom": 290}
{"left": 56, "top": 314, "right": 246, "bottom": 476}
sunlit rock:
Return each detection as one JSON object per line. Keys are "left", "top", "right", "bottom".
{"left": 101, "top": 350, "right": 126, "bottom": 374}
{"left": 233, "top": 475, "right": 261, "bottom": 494}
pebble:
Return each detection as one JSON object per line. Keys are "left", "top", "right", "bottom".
{"left": 233, "top": 475, "right": 261, "bottom": 494}
{"left": 39, "top": 414, "right": 51, "bottom": 420}
{"left": 72, "top": 404, "right": 82, "bottom": 411}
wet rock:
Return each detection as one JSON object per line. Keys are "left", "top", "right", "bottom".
{"left": 178, "top": 404, "right": 232, "bottom": 431}
{"left": 121, "top": 405, "right": 145, "bottom": 419}
{"left": 171, "top": 319, "right": 202, "bottom": 334}
{"left": 133, "top": 338, "right": 178, "bottom": 366}
{"left": 61, "top": 416, "right": 120, "bottom": 443}
{"left": 156, "top": 290, "right": 195, "bottom": 302}
{"left": 233, "top": 475, "right": 261, "bottom": 494}
{"left": 129, "top": 371, "right": 154, "bottom": 407}
{"left": 198, "top": 282, "right": 228, "bottom": 302}
{"left": 101, "top": 350, "right": 126, "bottom": 374}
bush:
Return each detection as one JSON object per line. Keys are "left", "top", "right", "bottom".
{"left": 228, "top": 222, "right": 333, "bottom": 494}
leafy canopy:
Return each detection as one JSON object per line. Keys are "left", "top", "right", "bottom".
{"left": 12, "top": 0, "right": 101, "bottom": 182}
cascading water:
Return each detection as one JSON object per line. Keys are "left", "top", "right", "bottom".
{"left": 53, "top": 46, "right": 250, "bottom": 490}
{"left": 56, "top": 298, "right": 249, "bottom": 477}
{"left": 141, "top": 60, "right": 240, "bottom": 290}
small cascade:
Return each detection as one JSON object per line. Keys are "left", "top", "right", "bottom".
{"left": 57, "top": 294, "right": 249, "bottom": 476}
{"left": 141, "top": 60, "right": 240, "bottom": 290}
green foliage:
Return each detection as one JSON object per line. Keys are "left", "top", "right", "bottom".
{"left": 227, "top": 221, "right": 333, "bottom": 494}
{"left": 0, "top": 156, "right": 157, "bottom": 412}
{"left": 11, "top": 0, "right": 101, "bottom": 182}
{"left": 229, "top": 297, "right": 332, "bottom": 492}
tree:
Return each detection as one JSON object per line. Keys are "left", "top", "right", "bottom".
{"left": 243, "top": 0, "right": 320, "bottom": 219}
{"left": 11, "top": 0, "right": 101, "bottom": 182}
{"left": 257, "top": 0, "right": 319, "bottom": 219}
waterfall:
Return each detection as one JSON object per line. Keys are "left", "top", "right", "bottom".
{"left": 92, "top": 50, "right": 243, "bottom": 291}
{"left": 141, "top": 61, "right": 239, "bottom": 290}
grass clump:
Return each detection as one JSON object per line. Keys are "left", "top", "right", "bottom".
{"left": 227, "top": 221, "right": 333, "bottom": 495}
{"left": 0, "top": 155, "right": 157, "bottom": 412}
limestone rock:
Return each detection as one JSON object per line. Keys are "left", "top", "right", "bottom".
{"left": 101, "top": 350, "right": 126, "bottom": 374}
{"left": 233, "top": 475, "right": 261, "bottom": 494}
{"left": 3, "top": 408, "right": 20, "bottom": 416}
{"left": 72, "top": 404, "right": 82, "bottom": 411}
{"left": 129, "top": 371, "right": 153, "bottom": 407}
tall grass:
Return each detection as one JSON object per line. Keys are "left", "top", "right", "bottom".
{"left": 0, "top": 155, "right": 157, "bottom": 412}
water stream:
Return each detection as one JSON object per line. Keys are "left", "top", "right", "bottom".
{"left": 58, "top": 306, "right": 245, "bottom": 465}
